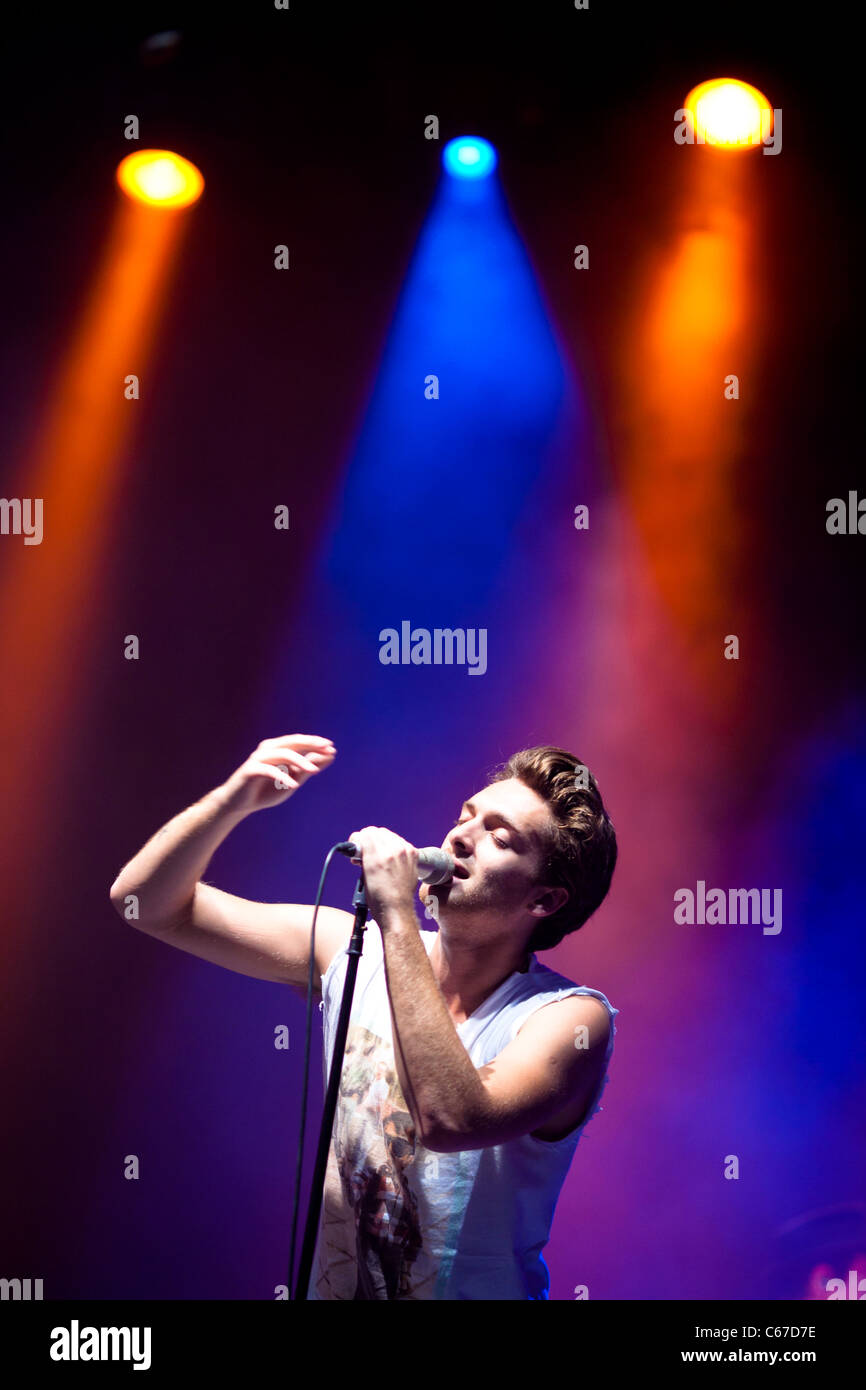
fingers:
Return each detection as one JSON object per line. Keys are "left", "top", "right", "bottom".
{"left": 346, "top": 827, "right": 416, "bottom": 860}
{"left": 285, "top": 750, "right": 322, "bottom": 774}
{"left": 349, "top": 828, "right": 377, "bottom": 853}
{"left": 247, "top": 758, "right": 300, "bottom": 790}
{"left": 262, "top": 734, "right": 336, "bottom": 755}
{"left": 256, "top": 738, "right": 336, "bottom": 776}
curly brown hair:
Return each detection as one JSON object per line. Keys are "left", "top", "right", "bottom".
{"left": 489, "top": 745, "right": 617, "bottom": 951}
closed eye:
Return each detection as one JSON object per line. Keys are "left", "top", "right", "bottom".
{"left": 454, "top": 817, "right": 509, "bottom": 849}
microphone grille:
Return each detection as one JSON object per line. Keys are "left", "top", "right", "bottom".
{"left": 418, "top": 848, "right": 454, "bottom": 886}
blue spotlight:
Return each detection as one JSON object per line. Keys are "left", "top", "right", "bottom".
{"left": 443, "top": 135, "right": 497, "bottom": 180}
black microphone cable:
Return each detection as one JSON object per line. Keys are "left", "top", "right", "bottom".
{"left": 286, "top": 842, "right": 346, "bottom": 1301}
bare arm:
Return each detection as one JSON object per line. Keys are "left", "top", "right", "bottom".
{"left": 109, "top": 782, "right": 247, "bottom": 930}
{"left": 344, "top": 826, "right": 612, "bottom": 1152}
{"left": 109, "top": 734, "right": 353, "bottom": 991}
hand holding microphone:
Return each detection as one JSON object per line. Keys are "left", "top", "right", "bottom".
{"left": 337, "top": 838, "right": 454, "bottom": 885}
{"left": 338, "top": 827, "right": 454, "bottom": 920}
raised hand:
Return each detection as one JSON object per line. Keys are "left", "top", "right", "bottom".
{"left": 219, "top": 734, "right": 336, "bottom": 817}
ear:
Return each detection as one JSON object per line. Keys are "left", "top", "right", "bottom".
{"left": 527, "top": 885, "right": 569, "bottom": 919}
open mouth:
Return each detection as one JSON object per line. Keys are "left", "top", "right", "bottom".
{"left": 451, "top": 863, "right": 470, "bottom": 879}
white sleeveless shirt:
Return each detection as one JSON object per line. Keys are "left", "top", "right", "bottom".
{"left": 307, "top": 923, "right": 618, "bottom": 1300}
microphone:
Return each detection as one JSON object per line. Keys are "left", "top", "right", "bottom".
{"left": 335, "top": 841, "right": 454, "bottom": 886}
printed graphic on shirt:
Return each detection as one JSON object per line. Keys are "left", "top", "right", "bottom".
{"left": 313, "top": 1022, "right": 468, "bottom": 1300}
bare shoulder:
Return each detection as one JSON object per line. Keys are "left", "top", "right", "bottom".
{"left": 518, "top": 995, "right": 612, "bottom": 1143}
{"left": 467, "top": 992, "right": 614, "bottom": 1147}
{"left": 517, "top": 992, "right": 612, "bottom": 1056}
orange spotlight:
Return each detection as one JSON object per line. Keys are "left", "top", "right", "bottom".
{"left": 614, "top": 81, "right": 771, "bottom": 698}
{"left": 116, "top": 148, "right": 204, "bottom": 208}
{"left": 684, "top": 77, "right": 772, "bottom": 150}
{"left": 0, "top": 162, "right": 199, "bottom": 980}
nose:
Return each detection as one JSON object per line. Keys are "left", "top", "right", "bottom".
{"left": 447, "top": 826, "right": 472, "bottom": 861}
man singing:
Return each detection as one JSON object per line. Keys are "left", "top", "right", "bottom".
{"left": 109, "top": 734, "right": 619, "bottom": 1300}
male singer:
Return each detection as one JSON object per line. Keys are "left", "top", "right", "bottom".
{"left": 110, "top": 732, "right": 618, "bottom": 1299}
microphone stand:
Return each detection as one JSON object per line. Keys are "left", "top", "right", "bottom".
{"left": 292, "top": 871, "right": 368, "bottom": 1300}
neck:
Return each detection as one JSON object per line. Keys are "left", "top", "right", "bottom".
{"left": 429, "top": 922, "right": 531, "bottom": 1024}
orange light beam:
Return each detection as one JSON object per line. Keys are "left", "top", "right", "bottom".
{"left": 0, "top": 187, "right": 196, "bottom": 961}
{"left": 615, "top": 88, "right": 769, "bottom": 697}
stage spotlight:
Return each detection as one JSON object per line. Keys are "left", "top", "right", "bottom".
{"left": 116, "top": 149, "right": 204, "bottom": 209}
{"left": 443, "top": 136, "right": 497, "bottom": 180}
{"left": 683, "top": 78, "right": 772, "bottom": 149}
